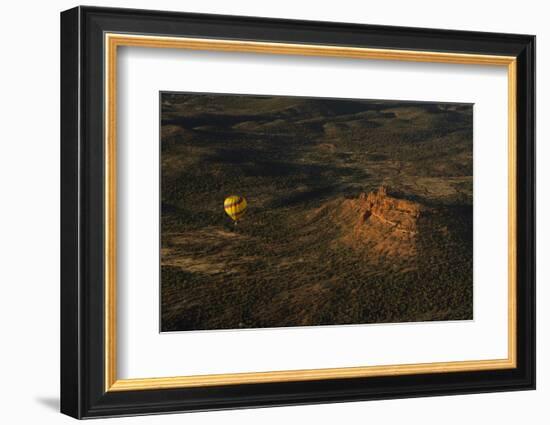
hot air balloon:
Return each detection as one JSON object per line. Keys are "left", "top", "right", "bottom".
{"left": 224, "top": 195, "right": 247, "bottom": 224}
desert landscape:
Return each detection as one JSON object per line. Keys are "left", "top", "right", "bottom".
{"left": 160, "top": 92, "right": 473, "bottom": 332}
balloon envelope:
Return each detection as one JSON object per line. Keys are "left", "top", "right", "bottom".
{"left": 224, "top": 196, "right": 247, "bottom": 222}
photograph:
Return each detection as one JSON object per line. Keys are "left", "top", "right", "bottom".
{"left": 160, "top": 92, "right": 474, "bottom": 332}
{"left": 56, "top": 3, "right": 536, "bottom": 420}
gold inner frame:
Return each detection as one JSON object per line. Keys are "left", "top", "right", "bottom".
{"left": 104, "top": 33, "right": 518, "bottom": 392}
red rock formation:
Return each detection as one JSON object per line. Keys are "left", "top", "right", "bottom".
{"left": 312, "top": 187, "right": 429, "bottom": 261}
{"left": 358, "top": 186, "right": 423, "bottom": 236}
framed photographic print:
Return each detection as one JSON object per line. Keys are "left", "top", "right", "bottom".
{"left": 60, "top": 6, "right": 535, "bottom": 419}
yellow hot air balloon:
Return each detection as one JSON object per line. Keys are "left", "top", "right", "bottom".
{"left": 224, "top": 195, "right": 247, "bottom": 224}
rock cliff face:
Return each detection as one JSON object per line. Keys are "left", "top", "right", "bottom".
{"left": 357, "top": 186, "right": 423, "bottom": 236}
{"left": 311, "top": 187, "right": 430, "bottom": 261}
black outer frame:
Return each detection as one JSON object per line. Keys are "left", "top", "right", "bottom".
{"left": 60, "top": 6, "right": 535, "bottom": 419}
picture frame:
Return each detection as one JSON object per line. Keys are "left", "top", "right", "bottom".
{"left": 60, "top": 5, "right": 535, "bottom": 419}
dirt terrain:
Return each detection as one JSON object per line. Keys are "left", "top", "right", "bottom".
{"left": 160, "top": 93, "right": 473, "bottom": 331}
